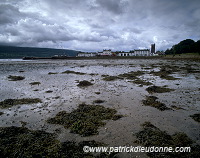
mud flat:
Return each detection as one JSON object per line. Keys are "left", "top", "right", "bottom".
{"left": 0, "top": 59, "right": 200, "bottom": 157}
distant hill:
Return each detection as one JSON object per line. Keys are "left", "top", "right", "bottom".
{"left": 0, "top": 45, "right": 79, "bottom": 59}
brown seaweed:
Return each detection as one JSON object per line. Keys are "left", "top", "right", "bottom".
{"left": 0, "top": 98, "right": 42, "bottom": 108}
{"left": 29, "top": 82, "right": 41, "bottom": 85}
{"left": 62, "top": 70, "right": 86, "bottom": 75}
{"left": 47, "top": 103, "right": 123, "bottom": 136}
{"left": 8, "top": 75, "right": 25, "bottom": 81}
{"left": 135, "top": 122, "right": 200, "bottom": 158}
{"left": 142, "top": 96, "right": 170, "bottom": 111}
{"left": 146, "top": 85, "right": 174, "bottom": 93}
{"left": 0, "top": 126, "right": 115, "bottom": 157}
{"left": 190, "top": 113, "right": 200, "bottom": 122}
{"left": 77, "top": 80, "right": 93, "bottom": 87}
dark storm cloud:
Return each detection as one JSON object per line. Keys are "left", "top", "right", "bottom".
{"left": 96, "top": 0, "right": 126, "bottom": 14}
{"left": 0, "top": 4, "right": 23, "bottom": 24}
{"left": 0, "top": 0, "right": 200, "bottom": 51}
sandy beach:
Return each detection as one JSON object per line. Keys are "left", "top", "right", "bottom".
{"left": 0, "top": 59, "right": 200, "bottom": 157}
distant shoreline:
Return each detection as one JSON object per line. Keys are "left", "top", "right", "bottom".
{"left": 22, "top": 55, "right": 200, "bottom": 60}
{"left": 22, "top": 56, "right": 163, "bottom": 60}
{"left": 1, "top": 54, "right": 200, "bottom": 61}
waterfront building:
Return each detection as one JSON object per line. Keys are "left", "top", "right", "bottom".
{"left": 98, "top": 49, "right": 112, "bottom": 56}
{"left": 117, "top": 52, "right": 135, "bottom": 56}
{"left": 134, "top": 49, "right": 151, "bottom": 56}
{"left": 77, "top": 52, "right": 97, "bottom": 57}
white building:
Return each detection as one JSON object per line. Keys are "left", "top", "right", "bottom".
{"left": 98, "top": 49, "right": 112, "bottom": 56}
{"left": 117, "top": 49, "right": 151, "bottom": 56}
{"left": 77, "top": 52, "right": 97, "bottom": 57}
{"left": 117, "top": 52, "right": 135, "bottom": 57}
{"left": 134, "top": 49, "right": 151, "bottom": 56}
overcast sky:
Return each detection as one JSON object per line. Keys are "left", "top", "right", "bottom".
{"left": 0, "top": 0, "right": 200, "bottom": 52}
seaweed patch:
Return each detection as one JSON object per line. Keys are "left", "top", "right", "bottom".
{"left": 48, "top": 72, "right": 58, "bottom": 75}
{"left": 102, "top": 71, "right": 146, "bottom": 82}
{"left": 45, "top": 90, "right": 53, "bottom": 93}
{"left": 62, "top": 70, "right": 86, "bottom": 75}
{"left": 171, "top": 105, "right": 184, "bottom": 110}
{"left": 146, "top": 85, "right": 174, "bottom": 93}
{"left": 185, "top": 66, "right": 200, "bottom": 73}
{"left": 29, "top": 82, "right": 41, "bottom": 85}
{"left": 8, "top": 75, "right": 25, "bottom": 81}
{"left": 0, "top": 126, "right": 113, "bottom": 158}
{"left": 102, "top": 75, "right": 120, "bottom": 81}
{"left": 0, "top": 98, "right": 42, "bottom": 108}
{"left": 93, "top": 100, "right": 105, "bottom": 104}
{"left": 131, "top": 79, "right": 152, "bottom": 86}
{"left": 135, "top": 122, "right": 200, "bottom": 158}
{"left": 77, "top": 80, "right": 93, "bottom": 87}
{"left": 47, "top": 103, "right": 123, "bottom": 136}
{"left": 150, "top": 67, "right": 179, "bottom": 80}
{"left": 118, "top": 71, "right": 145, "bottom": 80}
{"left": 190, "top": 113, "right": 200, "bottom": 123}
{"left": 142, "top": 96, "right": 170, "bottom": 111}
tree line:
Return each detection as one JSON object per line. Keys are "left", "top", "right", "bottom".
{"left": 165, "top": 39, "right": 200, "bottom": 55}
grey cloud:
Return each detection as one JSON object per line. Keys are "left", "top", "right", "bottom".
{"left": 0, "top": 4, "right": 23, "bottom": 24}
{"left": 0, "top": 0, "right": 200, "bottom": 51}
{"left": 123, "top": 27, "right": 143, "bottom": 35}
{"left": 96, "top": 0, "right": 126, "bottom": 14}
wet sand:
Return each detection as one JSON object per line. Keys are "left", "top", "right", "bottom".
{"left": 0, "top": 59, "right": 200, "bottom": 157}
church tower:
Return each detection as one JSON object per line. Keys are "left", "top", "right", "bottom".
{"left": 151, "top": 43, "right": 155, "bottom": 54}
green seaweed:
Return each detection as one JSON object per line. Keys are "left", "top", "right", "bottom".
{"left": 29, "top": 82, "right": 41, "bottom": 85}
{"left": 0, "top": 126, "right": 113, "bottom": 158}
{"left": 146, "top": 85, "right": 174, "bottom": 93}
{"left": 135, "top": 122, "right": 200, "bottom": 158}
{"left": 118, "top": 71, "right": 145, "bottom": 80}
{"left": 171, "top": 105, "right": 184, "bottom": 110}
{"left": 45, "top": 90, "right": 53, "bottom": 93}
{"left": 185, "top": 66, "right": 200, "bottom": 73}
{"left": 102, "top": 75, "right": 120, "bottom": 81}
{"left": 149, "top": 66, "right": 181, "bottom": 80}
{"left": 62, "top": 70, "right": 86, "bottom": 75}
{"left": 52, "top": 96, "right": 60, "bottom": 99}
{"left": 131, "top": 79, "right": 152, "bottom": 86}
{"left": 150, "top": 70, "right": 178, "bottom": 80}
{"left": 0, "top": 126, "right": 60, "bottom": 158}
{"left": 48, "top": 72, "right": 58, "bottom": 75}
{"left": 190, "top": 113, "right": 200, "bottom": 122}
{"left": 8, "top": 75, "right": 25, "bottom": 81}
{"left": 142, "top": 96, "right": 170, "bottom": 111}
{"left": 93, "top": 100, "right": 105, "bottom": 104}
{"left": 101, "top": 71, "right": 146, "bottom": 82}
{"left": 47, "top": 103, "right": 123, "bottom": 136}
{"left": 77, "top": 80, "right": 93, "bottom": 87}
{"left": 0, "top": 98, "right": 42, "bottom": 108}
{"left": 101, "top": 74, "right": 109, "bottom": 77}
{"left": 89, "top": 73, "right": 98, "bottom": 76}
